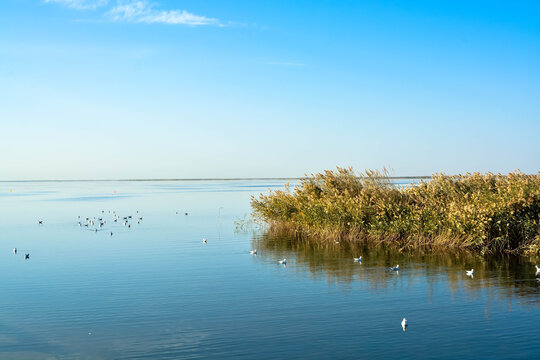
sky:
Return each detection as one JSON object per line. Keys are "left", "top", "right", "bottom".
{"left": 0, "top": 0, "right": 539, "bottom": 180}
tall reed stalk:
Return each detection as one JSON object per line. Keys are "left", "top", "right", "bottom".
{"left": 251, "top": 168, "right": 540, "bottom": 255}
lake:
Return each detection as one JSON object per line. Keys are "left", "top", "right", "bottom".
{"left": 1, "top": 180, "right": 539, "bottom": 359}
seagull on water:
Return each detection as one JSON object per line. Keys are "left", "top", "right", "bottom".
{"left": 38, "top": 220, "right": 43, "bottom": 225}
{"left": 535, "top": 265, "right": 540, "bottom": 275}
{"left": 24, "top": 254, "right": 30, "bottom": 259}
{"left": 13, "top": 248, "right": 17, "bottom": 254}
{"left": 466, "top": 269, "right": 474, "bottom": 277}
{"left": 278, "top": 259, "right": 287, "bottom": 264}
{"left": 353, "top": 256, "right": 362, "bottom": 262}
{"left": 202, "top": 238, "right": 207, "bottom": 243}
{"left": 390, "top": 265, "right": 399, "bottom": 271}
{"left": 401, "top": 318, "right": 408, "bottom": 331}
{"left": 250, "top": 249, "right": 257, "bottom": 255}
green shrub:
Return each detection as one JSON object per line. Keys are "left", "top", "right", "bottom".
{"left": 251, "top": 168, "right": 540, "bottom": 254}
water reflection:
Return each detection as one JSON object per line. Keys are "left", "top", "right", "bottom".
{"left": 252, "top": 231, "right": 540, "bottom": 307}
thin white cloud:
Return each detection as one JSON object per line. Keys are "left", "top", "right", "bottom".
{"left": 44, "top": 0, "right": 108, "bottom": 10}
{"left": 109, "top": 1, "right": 220, "bottom": 26}
{"left": 44, "top": 0, "right": 221, "bottom": 26}
{"left": 265, "top": 62, "right": 307, "bottom": 67}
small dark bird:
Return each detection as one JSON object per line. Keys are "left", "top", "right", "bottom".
{"left": 38, "top": 220, "right": 43, "bottom": 224}
{"left": 24, "top": 254, "right": 30, "bottom": 259}
{"left": 110, "top": 231, "right": 113, "bottom": 236}
{"left": 185, "top": 213, "right": 188, "bottom": 215}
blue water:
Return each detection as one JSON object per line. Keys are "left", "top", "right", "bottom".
{"left": 0, "top": 181, "right": 538, "bottom": 359}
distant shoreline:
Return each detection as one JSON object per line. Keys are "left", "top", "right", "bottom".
{"left": 0, "top": 176, "right": 433, "bottom": 183}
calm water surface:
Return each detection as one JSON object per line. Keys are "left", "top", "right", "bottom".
{"left": 1, "top": 181, "right": 539, "bottom": 359}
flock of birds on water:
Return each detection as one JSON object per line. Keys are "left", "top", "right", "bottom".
{"left": 10, "top": 213, "right": 540, "bottom": 332}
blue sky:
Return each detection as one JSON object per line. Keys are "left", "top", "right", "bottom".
{"left": 1, "top": 0, "right": 539, "bottom": 180}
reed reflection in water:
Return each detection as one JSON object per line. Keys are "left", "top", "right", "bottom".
{"left": 252, "top": 231, "right": 540, "bottom": 308}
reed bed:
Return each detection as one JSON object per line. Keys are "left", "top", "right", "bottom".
{"left": 251, "top": 168, "right": 540, "bottom": 255}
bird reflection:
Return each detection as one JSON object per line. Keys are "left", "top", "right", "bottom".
{"left": 401, "top": 318, "right": 408, "bottom": 331}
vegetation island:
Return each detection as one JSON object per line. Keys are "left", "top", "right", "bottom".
{"left": 251, "top": 168, "right": 540, "bottom": 255}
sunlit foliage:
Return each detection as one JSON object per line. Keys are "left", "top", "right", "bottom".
{"left": 251, "top": 168, "right": 540, "bottom": 255}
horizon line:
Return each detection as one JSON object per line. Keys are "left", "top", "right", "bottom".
{"left": 0, "top": 176, "right": 435, "bottom": 183}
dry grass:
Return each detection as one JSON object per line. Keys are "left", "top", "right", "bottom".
{"left": 251, "top": 168, "right": 540, "bottom": 255}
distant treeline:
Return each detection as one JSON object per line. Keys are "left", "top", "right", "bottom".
{"left": 251, "top": 168, "right": 540, "bottom": 255}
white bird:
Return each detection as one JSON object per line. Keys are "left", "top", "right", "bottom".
{"left": 250, "top": 249, "right": 257, "bottom": 255}
{"left": 202, "top": 238, "right": 207, "bottom": 243}
{"left": 390, "top": 265, "right": 399, "bottom": 271}
{"left": 535, "top": 265, "right": 540, "bottom": 275}
{"left": 278, "top": 258, "right": 287, "bottom": 264}
{"left": 13, "top": 248, "right": 17, "bottom": 254}
{"left": 353, "top": 257, "right": 362, "bottom": 262}
{"left": 401, "top": 318, "right": 408, "bottom": 331}
{"left": 466, "top": 269, "right": 474, "bottom": 277}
